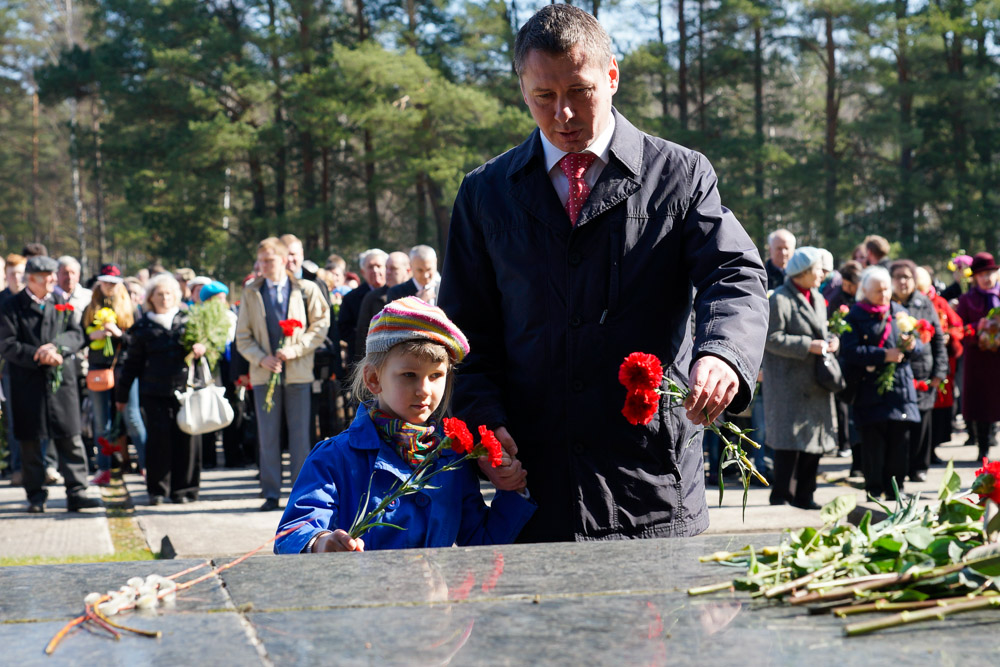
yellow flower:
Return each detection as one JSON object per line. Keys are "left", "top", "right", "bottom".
{"left": 964, "top": 267, "right": 973, "bottom": 278}
{"left": 93, "top": 307, "right": 117, "bottom": 326}
{"left": 895, "top": 312, "right": 917, "bottom": 333}
{"left": 947, "top": 260, "right": 956, "bottom": 272}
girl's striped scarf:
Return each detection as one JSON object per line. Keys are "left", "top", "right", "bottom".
{"left": 368, "top": 404, "right": 441, "bottom": 468}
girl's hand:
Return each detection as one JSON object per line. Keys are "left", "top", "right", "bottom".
{"left": 312, "top": 529, "right": 364, "bottom": 552}
{"left": 191, "top": 343, "right": 207, "bottom": 359}
{"left": 104, "top": 322, "right": 123, "bottom": 337}
{"left": 89, "top": 329, "right": 107, "bottom": 341}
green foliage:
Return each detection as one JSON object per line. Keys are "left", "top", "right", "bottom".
{"left": 181, "top": 300, "right": 232, "bottom": 370}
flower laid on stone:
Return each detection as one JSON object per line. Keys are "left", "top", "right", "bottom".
{"left": 689, "top": 462, "right": 1000, "bottom": 637}
{"left": 972, "top": 458, "right": 1000, "bottom": 506}
{"left": 828, "top": 304, "right": 852, "bottom": 336}
{"left": 618, "top": 351, "right": 767, "bottom": 516}
{"left": 347, "top": 417, "right": 504, "bottom": 540}
{"left": 45, "top": 524, "right": 305, "bottom": 655}
{"left": 264, "top": 318, "right": 304, "bottom": 412}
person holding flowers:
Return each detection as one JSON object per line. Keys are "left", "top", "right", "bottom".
{"left": 761, "top": 247, "right": 838, "bottom": 509}
{"left": 82, "top": 264, "right": 136, "bottom": 485}
{"left": 889, "top": 260, "right": 947, "bottom": 482}
{"left": 236, "top": 237, "right": 330, "bottom": 512}
{"left": 839, "top": 266, "right": 922, "bottom": 499}
{"left": 955, "top": 252, "right": 1000, "bottom": 460}
{"left": 116, "top": 274, "right": 206, "bottom": 505}
{"left": 274, "top": 297, "right": 534, "bottom": 553}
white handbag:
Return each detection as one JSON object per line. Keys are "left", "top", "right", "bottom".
{"left": 175, "top": 357, "right": 235, "bottom": 435}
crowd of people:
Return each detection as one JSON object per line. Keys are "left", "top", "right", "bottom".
{"left": 0, "top": 236, "right": 443, "bottom": 513}
{"left": 739, "top": 231, "right": 999, "bottom": 509}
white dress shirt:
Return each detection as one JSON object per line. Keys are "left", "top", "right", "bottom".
{"left": 538, "top": 113, "right": 616, "bottom": 207}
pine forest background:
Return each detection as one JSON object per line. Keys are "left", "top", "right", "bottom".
{"left": 1, "top": 0, "right": 998, "bottom": 280}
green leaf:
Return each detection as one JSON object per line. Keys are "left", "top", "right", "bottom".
{"left": 904, "top": 526, "right": 934, "bottom": 551}
{"left": 892, "top": 588, "right": 930, "bottom": 602}
{"left": 938, "top": 460, "right": 961, "bottom": 500}
{"left": 359, "top": 522, "right": 407, "bottom": 531}
{"left": 943, "top": 498, "right": 987, "bottom": 523}
{"left": 963, "top": 544, "right": 1000, "bottom": 576}
{"left": 948, "top": 539, "right": 966, "bottom": 564}
{"left": 820, "top": 495, "right": 856, "bottom": 524}
{"left": 858, "top": 510, "right": 872, "bottom": 538}
{"left": 988, "top": 511, "right": 1000, "bottom": 540}
{"left": 872, "top": 535, "right": 904, "bottom": 554}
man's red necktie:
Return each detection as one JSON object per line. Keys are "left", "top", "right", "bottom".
{"left": 558, "top": 152, "right": 598, "bottom": 226}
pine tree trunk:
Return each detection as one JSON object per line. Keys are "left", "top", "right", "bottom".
{"left": 426, "top": 177, "right": 450, "bottom": 251}
{"left": 895, "top": 0, "right": 914, "bottom": 243}
{"left": 415, "top": 171, "right": 429, "bottom": 245}
{"left": 31, "top": 92, "right": 40, "bottom": 241}
{"left": 753, "top": 18, "right": 765, "bottom": 239}
{"left": 364, "top": 129, "right": 379, "bottom": 246}
{"left": 823, "top": 12, "right": 838, "bottom": 242}
{"left": 678, "top": 0, "right": 688, "bottom": 131}
{"left": 267, "top": 0, "right": 286, "bottom": 217}
{"left": 92, "top": 102, "right": 107, "bottom": 266}
{"left": 321, "top": 146, "right": 331, "bottom": 250}
{"left": 657, "top": 0, "right": 669, "bottom": 118}
{"left": 70, "top": 98, "right": 88, "bottom": 274}
{"left": 697, "top": 0, "right": 706, "bottom": 135}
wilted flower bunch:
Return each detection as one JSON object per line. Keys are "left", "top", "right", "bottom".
{"left": 86, "top": 574, "right": 178, "bottom": 617}
{"left": 618, "top": 352, "right": 767, "bottom": 515}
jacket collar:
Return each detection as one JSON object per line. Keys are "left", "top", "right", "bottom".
{"left": 247, "top": 272, "right": 303, "bottom": 294}
{"left": 348, "top": 403, "right": 457, "bottom": 483}
{"left": 505, "top": 107, "right": 642, "bottom": 232}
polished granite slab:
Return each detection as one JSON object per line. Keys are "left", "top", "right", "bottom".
{"left": 2, "top": 534, "right": 994, "bottom": 664}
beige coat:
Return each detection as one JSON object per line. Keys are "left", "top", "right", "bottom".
{"left": 236, "top": 274, "right": 330, "bottom": 387}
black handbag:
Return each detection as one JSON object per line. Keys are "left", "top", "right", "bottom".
{"left": 815, "top": 351, "right": 847, "bottom": 393}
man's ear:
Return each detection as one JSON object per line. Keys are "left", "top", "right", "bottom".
{"left": 363, "top": 365, "right": 381, "bottom": 395}
{"left": 608, "top": 56, "right": 620, "bottom": 93}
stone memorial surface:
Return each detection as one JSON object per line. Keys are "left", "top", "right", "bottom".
{"left": 2, "top": 534, "right": 992, "bottom": 664}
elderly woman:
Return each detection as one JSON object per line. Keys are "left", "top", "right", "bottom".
{"left": 116, "top": 274, "right": 206, "bottom": 505}
{"left": 890, "top": 260, "right": 947, "bottom": 482}
{"left": 763, "top": 247, "right": 838, "bottom": 509}
{"left": 955, "top": 252, "right": 1000, "bottom": 459}
{"left": 840, "top": 266, "right": 921, "bottom": 499}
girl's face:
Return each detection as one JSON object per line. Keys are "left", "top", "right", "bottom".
{"left": 99, "top": 281, "right": 117, "bottom": 297}
{"left": 365, "top": 348, "right": 448, "bottom": 425}
{"left": 149, "top": 286, "right": 177, "bottom": 314}
{"left": 974, "top": 270, "right": 998, "bottom": 290}
{"left": 864, "top": 278, "right": 891, "bottom": 306}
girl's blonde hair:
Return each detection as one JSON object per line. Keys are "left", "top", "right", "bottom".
{"left": 83, "top": 282, "right": 135, "bottom": 330}
{"left": 144, "top": 273, "right": 183, "bottom": 311}
{"left": 350, "top": 339, "right": 456, "bottom": 420}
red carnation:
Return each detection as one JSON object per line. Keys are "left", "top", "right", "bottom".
{"left": 622, "top": 387, "right": 659, "bottom": 426}
{"left": 913, "top": 379, "right": 930, "bottom": 392}
{"left": 618, "top": 352, "right": 663, "bottom": 392}
{"left": 98, "top": 437, "right": 120, "bottom": 457}
{"left": 278, "top": 319, "right": 303, "bottom": 338}
{"left": 915, "top": 318, "right": 934, "bottom": 343}
{"left": 972, "top": 458, "right": 1000, "bottom": 506}
{"left": 443, "top": 417, "right": 474, "bottom": 454}
{"left": 54, "top": 304, "right": 67, "bottom": 312}
{"left": 478, "top": 425, "right": 504, "bottom": 468}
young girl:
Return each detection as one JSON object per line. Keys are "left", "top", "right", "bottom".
{"left": 274, "top": 297, "right": 535, "bottom": 553}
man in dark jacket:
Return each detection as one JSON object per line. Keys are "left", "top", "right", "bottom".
{"left": 385, "top": 245, "right": 440, "bottom": 305}
{"left": 890, "top": 260, "right": 948, "bottom": 481}
{"left": 764, "top": 229, "right": 795, "bottom": 291}
{"left": 438, "top": 5, "right": 768, "bottom": 542}
{"left": 337, "top": 249, "right": 386, "bottom": 366}
{"left": 0, "top": 256, "right": 99, "bottom": 513}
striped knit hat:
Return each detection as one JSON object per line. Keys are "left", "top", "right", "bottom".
{"left": 366, "top": 296, "right": 470, "bottom": 363}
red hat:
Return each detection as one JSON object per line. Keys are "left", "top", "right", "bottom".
{"left": 970, "top": 252, "right": 999, "bottom": 275}
{"left": 97, "top": 263, "right": 124, "bottom": 284}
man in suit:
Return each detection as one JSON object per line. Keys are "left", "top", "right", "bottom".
{"left": 438, "top": 5, "right": 768, "bottom": 542}
{"left": 337, "top": 249, "right": 386, "bottom": 367}
{"left": 386, "top": 245, "right": 440, "bottom": 305}
{"left": 0, "top": 256, "right": 99, "bottom": 513}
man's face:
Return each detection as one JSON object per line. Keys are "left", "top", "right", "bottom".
{"left": 411, "top": 257, "right": 436, "bottom": 288}
{"left": 27, "top": 272, "right": 56, "bottom": 299}
{"left": 769, "top": 235, "right": 794, "bottom": 269}
{"left": 257, "top": 250, "right": 287, "bottom": 282}
{"left": 6, "top": 263, "right": 25, "bottom": 293}
{"left": 57, "top": 264, "right": 80, "bottom": 293}
{"left": 364, "top": 256, "right": 386, "bottom": 289}
{"left": 520, "top": 45, "right": 619, "bottom": 154}
{"left": 286, "top": 241, "right": 304, "bottom": 275}
{"left": 385, "top": 254, "right": 412, "bottom": 288}
{"left": 329, "top": 266, "right": 345, "bottom": 287}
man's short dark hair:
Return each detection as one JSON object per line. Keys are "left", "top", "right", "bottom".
{"left": 21, "top": 243, "right": 48, "bottom": 258}
{"left": 513, "top": 5, "right": 613, "bottom": 77}
{"left": 863, "top": 235, "right": 890, "bottom": 260}
{"left": 838, "top": 260, "right": 863, "bottom": 284}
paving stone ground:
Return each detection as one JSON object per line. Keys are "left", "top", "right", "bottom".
{"left": 0, "top": 432, "right": 994, "bottom": 561}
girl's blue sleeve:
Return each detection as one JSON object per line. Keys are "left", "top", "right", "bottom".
{"left": 455, "top": 461, "right": 536, "bottom": 546}
{"left": 274, "top": 446, "right": 342, "bottom": 554}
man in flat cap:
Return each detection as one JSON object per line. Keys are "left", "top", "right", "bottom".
{"left": 0, "top": 256, "right": 100, "bottom": 513}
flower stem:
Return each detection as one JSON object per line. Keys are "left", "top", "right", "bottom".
{"left": 843, "top": 595, "right": 1000, "bottom": 636}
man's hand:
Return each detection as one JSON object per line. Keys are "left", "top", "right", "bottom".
{"left": 275, "top": 348, "right": 291, "bottom": 362}
{"left": 808, "top": 339, "right": 829, "bottom": 356}
{"left": 684, "top": 356, "right": 739, "bottom": 426}
{"left": 827, "top": 336, "right": 840, "bottom": 354}
{"left": 261, "top": 355, "right": 283, "bottom": 373}
{"left": 478, "top": 426, "right": 527, "bottom": 491}
{"left": 884, "top": 347, "right": 905, "bottom": 363}
{"left": 33, "top": 343, "right": 56, "bottom": 363}
{"left": 312, "top": 529, "right": 365, "bottom": 552}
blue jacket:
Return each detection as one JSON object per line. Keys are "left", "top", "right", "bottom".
{"left": 274, "top": 404, "right": 536, "bottom": 554}
{"left": 438, "top": 108, "right": 768, "bottom": 541}
{"left": 839, "top": 302, "right": 922, "bottom": 425}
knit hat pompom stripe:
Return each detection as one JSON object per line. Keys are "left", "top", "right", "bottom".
{"left": 366, "top": 296, "right": 470, "bottom": 363}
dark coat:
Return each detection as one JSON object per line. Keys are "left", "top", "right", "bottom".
{"left": 355, "top": 285, "right": 389, "bottom": 360}
{"left": 385, "top": 280, "right": 419, "bottom": 303}
{"left": 116, "top": 311, "right": 191, "bottom": 402}
{"left": 839, "top": 301, "right": 921, "bottom": 426}
{"left": 337, "top": 282, "right": 371, "bottom": 364}
{"left": 0, "top": 290, "right": 85, "bottom": 440}
{"left": 826, "top": 286, "right": 855, "bottom": 314}
{"left": 956, "top": 288, "right": 1000, "bottom": 421}
{"left": 894, "top": 291, "right": 948, "bottom": 411}
{"left": 762, "top": 281, "right": 836, "bottom": 455}
{"left": 765, "top": 259, "right": 785, "bottom": 292}
{"left": 439, "top": 109, "right": 769, "bottom": 542}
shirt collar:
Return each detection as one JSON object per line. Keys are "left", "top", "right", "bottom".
{"left": 539, "top": 113, "right": 616, "bottom": 173}
{"left": 27, "top": 289, "right": 53, "bottom": 306}
{"left": 265, "top": 275, "right": 288, "bottom": 291}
